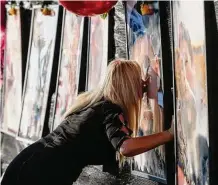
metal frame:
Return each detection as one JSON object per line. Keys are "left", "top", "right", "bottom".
{"left": 131, "top": 170, "right": 166, "bottom": 184}
{"left": 107, "top": 8, "right": 115, "bottom": 64}
{"left": 169, "top": 2, "right": 178, "bottom": 185}
{"left": 124, "top": 1, "right": 130, "bottom": 60}
{"left": 17, "top": 5, "right": 60, "bottom": 143}
{"left": 85, "top": 17, "right": 91, "bottom": 91}
{"left": 67, "top": 16, "right": 90, "bottom": 95}
{"left": 84, "top": 17, "right": 91, "bottom": 92}
{"left": 0, "top": 44, "right": 7, "bottom": 135}
{"left": 159, "top": 2, "right": 176, "bottom": 185}
{"left": 85, "top": 17, "right": 91, "bottom": 92}
{"left": 20, "top": 7, "right": 32, "bottom": 93}
{"left": 204, "top": 1, "right": 218, "bottom": 184}
{"left": 77, "top": 17, "right": 90, "bottom": 93}
{"left": 0, "top": 2, "right": 7, "bottom": 129}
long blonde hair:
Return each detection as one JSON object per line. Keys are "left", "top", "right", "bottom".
{"left": 64, "top": 59, "right": 142, "bottom": 136}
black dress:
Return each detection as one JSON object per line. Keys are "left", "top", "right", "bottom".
{"left": 1, "top": 100, "right": 132, "bottom": 185}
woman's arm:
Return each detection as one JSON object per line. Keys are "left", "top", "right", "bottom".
{"left": 119, "top": 130, "right": 173, "bottom": 157}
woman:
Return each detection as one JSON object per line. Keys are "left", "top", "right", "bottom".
{"left": 1, "top": 59, "right": 174, "bottom": 185}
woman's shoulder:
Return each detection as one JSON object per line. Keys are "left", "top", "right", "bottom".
{"left": 100, "top": 99, "right": 123, "bottom": 115}
{"left": 80, "top": 99, "right": 123, "bottom": 116}
{"left": 63, "top": 99, "right": 123, "bottom": 122}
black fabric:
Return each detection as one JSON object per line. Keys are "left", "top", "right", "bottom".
{"left": 103, "top": 108, "right": 129, "bottom": 150}
{"left": 1, "top": 100, "right": 132, "bottom": 185}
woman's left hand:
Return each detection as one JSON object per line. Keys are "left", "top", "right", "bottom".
{"left": 168, "top": 116, "right": 175, "bottom": 136}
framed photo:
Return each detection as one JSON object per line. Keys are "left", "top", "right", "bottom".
{"left": 126, "top": 1, "right": 166, "bottom": 183}
{"left": 1, "top": 7, "right": 22, "bottom": 136}
{"left": 17, "top": 6, "right": 59, "bottom": 142}
{"left": 172, "top": 1, "right": 209, "bottom": 184}
{"left": 87, "top": 15, "right": 109, "bottom": 91}
{"left": 52, "top": 10, "right": 84, "bottom": 130}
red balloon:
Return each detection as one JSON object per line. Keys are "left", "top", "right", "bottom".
{"left": 59, "top": 1, "right": 117, "bottom": 16}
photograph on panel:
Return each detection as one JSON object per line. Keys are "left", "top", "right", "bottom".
{"left": 52, "top": 11, "right": 84, "bottom": 130}
{"left": 173, "top": 1, "right": 209, "bottom": 185}
{"left": 1, "top": 6, "right": 22, "bottom": 136}
{"left": 126, "top": 1, "right": 166, "bottom": 181}
{"left": 87, "top": 15, "right": 108, "bottom": 90}
{"left": 18, "top": 6, "right": 59, "bottom": 141}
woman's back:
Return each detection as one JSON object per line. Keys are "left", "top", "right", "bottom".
{"left": 1, "top": 100, "right": 128, "bottom": 185}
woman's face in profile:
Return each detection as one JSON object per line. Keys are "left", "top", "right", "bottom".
{"left": 180, "top": 40, "right": 195, "bottom": 93}
{"left": 143, "top": 64, "right": 160, "bottom": 99}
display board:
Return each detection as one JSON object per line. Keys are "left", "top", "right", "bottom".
{"left": 52, "top": 10, "right": 84, "bottom": 130}
{"left": 126, "top": 1, "right": 166, "bottom": 183}
{"left": 18, "top": 6, "right": 59, "bottom": 142}
{"left": 1, "top": 8, "right": 22, "bottom": 136}
{"left": 172, "top": 1, "right": 209, "bottom": 185}
{"left": 87, "top": 15, "right": 108, "bottom": 90}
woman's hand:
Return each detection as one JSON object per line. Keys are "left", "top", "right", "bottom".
{"left": 167, "top": 116, "right": 175, "bottom": 136}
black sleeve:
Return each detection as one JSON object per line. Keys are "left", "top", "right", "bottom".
{"left": 102, "top": 102, "right": 132, "bottom": 151}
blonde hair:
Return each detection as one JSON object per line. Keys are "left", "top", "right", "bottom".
{"left": 64, "top": 59, "right": 142, "bottom": 136}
